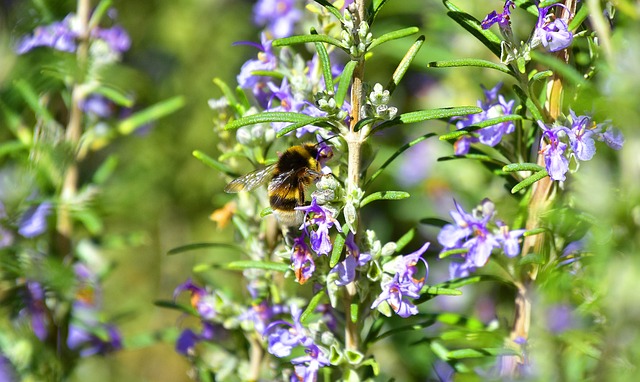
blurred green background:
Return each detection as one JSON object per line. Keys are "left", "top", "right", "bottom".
{"left": 1, "top": 0, "right": 639, "bottom": 381}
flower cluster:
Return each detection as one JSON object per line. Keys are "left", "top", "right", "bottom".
{"left": 16, "top": 13, "right": 131, "bottom": 55}
{"left": 538, "top": 111, "right": 624, "bottom": 181}
{"left": 450, "top": 83, "right": 516, "bottom": 155}
{"left": 438, "top": 199, "right": 525, "bottom": 279}
{"left": 371, "top": 242, "right": 430, "bottom": 318}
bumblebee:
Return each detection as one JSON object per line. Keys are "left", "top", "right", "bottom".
{"left": 224, "top": 143, "right": 332, "bottom": 226}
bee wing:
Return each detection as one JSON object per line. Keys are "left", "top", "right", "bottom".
{"left": 224, "top": 164, "right": 278, "bottom": 193}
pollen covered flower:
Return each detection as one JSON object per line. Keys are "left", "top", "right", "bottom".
{"left": 296, "top": 197, "right": 342, "bottom": 255}
{"left": 291, "top": 235, "right": 316, "bottom": 284}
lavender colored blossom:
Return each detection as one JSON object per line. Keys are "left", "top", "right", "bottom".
{"left": 80, "top": 94, "right": 114, "bottom": 118}
{"left": 67, "top": 322, "right": 122, "bottom": 357}
{"left": 296, "top": 198, "right": 342, "bottom": 256}
{"left": 173, "top": 279, "right": 217, "bottom": 320}
{"left": 330, "top": 233, "right": 371, "bottom": 286}
{"left": 175, "top": 322, "right": 217, "bottom": 355}
{"left": 538, "top": 121, "right": 570, "bottom": 181}
{"left": 291, "top": 344, "right": 330, "bottom": 382}
{"left": 16, "top": 15, "right": 77, "bottom": 54}
{"left": 0, "top": 354, "right": 17, "bottom": 381}
{"left": 236, "top": 34, "right": 278, "bottom": 106}
{"left": 546, "top": 304, "right": 576, "bottom": 333}
{"left": 92, "top": 25, "right": 131, "bottom": 54}
{"left": 597, "top": 122, "right": 625, "bottom": 150}
{"left": 18, "top": 202, "right": 51, "bottom": 238}
{"left": 265, "top": 305, "right": 311, "bottom": 358}
{"left": 533, "top": 4, "right": 573, "bottom": 52}
{"left": 371, "top": 243, "right": 430, "bottom": 318}
{"left": 481, "top": 0, "right": 515, "bottom": 30}
{"left": 566, "top": 110, "right": 597, "bottom": 161}
{"left": 291, "top": 235, "right": 316, "bottom": 284}
{"left": 439, "top": 199, "right": 525, "bottom": 279}
{"left": 253, "top": 0, "right": 302, "bottom": 39}
{"left": 239, "top": 300, "right": 285, "bottom": 335}
{"left": 451, "top": 83, "right": 516, "bottom": 155}
{"left": 20, "top": 281, "right": 48, "bottom": 341}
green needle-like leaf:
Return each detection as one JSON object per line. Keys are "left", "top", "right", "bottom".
{"left": 531, "top": 51, "right": 589, "bottom": 88}
{"left": 369, "top": 27, "right": 420, "bottom": 50}
{"left": 312, "top": 31, "right": 334, "bottom": 92}
{"left": 192, "top": 150, "right": 238, "bottom": 177}
{"left": 273, "top": 34, "right": 345, "bottom": 50}
{"left": 312, "top": 0, "right": 343, "bottom": 21}
{"left": 275, "top": 116, "right": 332, "bottom": 137}
{"left": 360, "top": 191, "right": 410, "bottom": 207}
{"left": 438, "top": 248, "right": 469, "bottom": 259}
{"left": 336, "top": 60, "right": 357, "bottom": 107}
{"left": 511, "top": 169, "right": 549, "bottom": 193}
{"left": 118, "top": 96, "right": 185, "bottom": 135}
{"left": 439, "top": 115, "right": 523, "bottom": 141}
{"left": 301, "top": 290, "right": 327, "bottom": 324}
{"left": 330, "top": 232, "right": 346, "bottom": 268}
{"left": 372, "top": 106, "right": 482, "bottom": 134}
{"left": 387, "top": 36, "right": 425, "bottom": 95}
{"left": 365, "top": 133, "right": 436, "bottom": 188}
{"left": 502, "top": 162, "right": 545, "bottom": 172}
{"left": 225, "top": 111, "right": 316, "bottom": 130}
{"left": 167, "top": 242, "right": 242, "bottom": 255}
{"left": 443, "top": 0, "right": 502, "bottom": 57}
{"left": 226, "top": 261, "right": 290, "bottom": 272}
{"left": 427, "top": 58, "right": 514, "bottom": 76}
{"left": 447, "top": 348, "right": 518, "bottom": 359}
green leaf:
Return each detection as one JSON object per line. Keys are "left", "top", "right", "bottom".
{"left": 312, "top": 0, "right": 343, "bottom": 21}
{"left": 225, "top": 260, "right": 290, "bottom": 272}
{"left": 192, "top": 150, "right": 238, "bottom": 177}
{"left": 330, "top": 232, "right": 346, "bottom": 268}
{"left": 502, "top": 162, "right": 545, "bottom": 172}
{"left": 260, "top": 206, "right": 273, "bottom": 218}
{"left": 569, "top": 3, "right": 589, "bottom": 31}
{"left": 363, "top": 133, "right": 435, "bottom": 189}
{"left": 213, "top": 77, "right": 238, "bottom": 106}
{"left": 427, "top": 58, "right": 513, "bottom": 76}
{"left": 88, "top": 0, "right": 113, "bottom": 29}
{"left": 518, "top": 252, "right": 544, "bottom": 265}
{"left": 531, "top": 51, "right": 589, "bottom": 88}
{"left": 360, "top": 191, "right": 410, "bottom": 207}
{"left": 368, "top": 0, "right": 391, "bottom": 23}
{"left": 511, "top": 169, "right": 549, "bottom": 193}
{"left": 272, "top": 34, "right": 345, "bottom": 50}
{"left": 443, "top": 0, "right": 502, "bottom": 57}
{"left": 301, "top": 290, "right": 327, "bottom": 324}
{"left": 419, "top": 217, "right": 450, "bottom": 227}
{"left": 372, "top": 106, "right": 482, "bottom": 133}
{"left": 530, "top": 70, "right": 554, "bottom": 83}
{"left": 438, "top": 248, "right": 468, "bottom": 259}
{"left": 154, "top": 300, "right": 197, "bottom": 316}
{"left": 93, "top": 85, "right": 134, "bottom": 107}
{"left": 0, "top": 140, "right": 27, "bottom": 158}
{"left": 372, "top": 318, "right": 440, "bottom": 342}
{"left": 92, "top": 155, "right": 118, "bottom": 185}
{"left": 437, "top": 153, "right": 502, "bottom": 164}
{"left": 447, "top": 347, "right": 518, "bottom": 359}
{"left": 248, "top": 70, "right": 285, "bottom": 79}
{"left": 433, "top": 274, "right": 510, "bottom": 290}
{"left": 394, "top": 228, "right": 415, "bottom": 253}
{"left": 513, "top": 0, "right": 539, "bottom": 16}
{"left": 14, "top": 79, "right": 56, "bottom": 123}
{"left": 387, "top": 36, "right": 425, "bottom": 95}
{"left": 513, "top": 85, "right": 545, "bottom": 122}
{"left": 167, "top": 242, "right": 242, "bottom": 255}
{"left": 335, "top": 60, "right": 357, "bottom": 107}
{"left": 369, "top": 27, "right": 420, "bottom": 50}
{"left": 225, "top": 111, "right": 316, "bottom": 130}
{"left": 422, "top": 286, "right": 463, "bottom": 296}
{"left": 74, "top": 210, "right": 103, "bottom": 235}
{"left": 118, "top": 96, "right": 185, "bottom": 135}
{"left": 275, "top": 116, "right": 332, "bottom": 137}
{"left": 438, "top": 114, "right": 523, "bottom": 141}
{"left": 312, "top": 32, "right": 334, "bottom": 92}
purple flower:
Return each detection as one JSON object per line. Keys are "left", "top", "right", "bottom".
{"left": 173, "top": 279, "right": 217, "bottom": 320}
{"left": 566, "top": 110, "right": 596, "bottom": 161}
{"left": 80, "top": 94, "right": 114, "bottom": 118}
{"left": 67, "top": 322, "right": 122, "bottom": 357}
{"left": 533, "top": 4, "right": 573, "bottom": 52}
{"left": 18, "top": 202, "right": 52, "bottom": 238}
{"left": 253, "top": 0, "right": 302, "bottom": 38}
{"left": 16, "top": 15, "right": 77, "bottom": 54}
{"left": 175, "top": 322, "right": 217, "bottom": 355}
{"left": 371, "top": 243, "right": 430, "bottom": 318}
{"left": 239, "top": 301, "right": 285, "bottom": 335}
{"left": 597, "top": 122, "right": 624, "bottom": 150}
{"left": 330, "top": 233, "right": 371, "bottom": 286}
{"left": 538, "top": 121, "right": 570, "bottom": 181}
{"left": 546, "top": 304, "right": 576, "bottom": 333}
{"left": 438, "top": 199, "right": 500, "bottom": 269}
{"left": 496, "top": 223, "right": 525, "bottom": 257}
{"left": 265, "top": 305, "right": 311, "bottom": 358}
{"left": 236, "top": 34, "right": 278, "bottom": 107}
{"left": 296, "top": 198, "right": 342, "bottom": 256}
{"left": 481, "top": 0, "right": 515, "bottom": 30}
{"left": 20, "top": 281, "right": 48, "bottom": 341}
{"left": 92, "top": 25, "right": 131, "bottom": 54}
{"left": 451, "top": 83, "right": 516, "bottom": 155}
{"left": 291, "top": 235, "right": 316, "bottom": 284}
{"left": 291, "top": 344, "right": 330, "bottom": 382}
{"left": 0, "top": 354, "right": 17, "bottom": 381}
{"left": 371, "top": 272, "right": 422, "bottom": 318}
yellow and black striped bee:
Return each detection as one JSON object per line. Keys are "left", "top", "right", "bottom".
{"left": 224, "top": 143, "right": 333, "bottom": 227}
